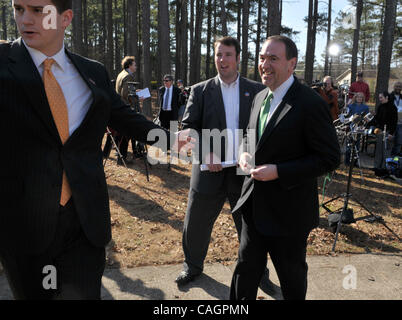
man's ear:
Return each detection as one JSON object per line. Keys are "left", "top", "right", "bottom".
{"left": 61, "top": 9, "right": 73, "bottom": 29}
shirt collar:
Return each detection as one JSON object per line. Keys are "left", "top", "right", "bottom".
{"left": 270, "top": 74, "right": 294, "bottom": 102}
{"left": 218, "top": 73, "right": 240, "bottom": 88}
{"left": 22, "top": 39, "right": 67, "bottom": 72}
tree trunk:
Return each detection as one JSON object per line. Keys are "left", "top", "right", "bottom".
{"left": 191, "top": 0, "right": 205, "bottom": 83}
{"left": 375, "top": 0, "right": 397, "bottom": 106}
{"left": 72, "top": 0, "right": 83, "bottom": 55}
{"left": 83, "top": 0, "right": 88, "bottom": 56}
{"left": 106, "top": 0, "right": 114, "bottom": 77}
{"left": 267, "top": 0, "right": 280, "bottom": 36}
{"left": 323, "top": 0, "right": 332, "bottom": 76}
{"left": 351, "top": 0, "right": 363, "bottom": 85}
{"left": 237, "top": 0, "right": 241, "bottom": 44}
{"left": 205, "top": 0, "right": 212, "bottom": 79}
{"left": 141, "top": 0, "right": 152, "bottom": 117}
{"left": 219, "top": 0, "right": 228, "bottom": 36}
{"left": 181, "top": 1, "right": 188, "bottom": 85}
{"left": 254, "top": 0, "right": 262, "bottom": 81}
{"left": 304, "top": 0, "right": 318, "bottom": 85}
{"left": 127, "top": 0, "right": 138, "bottom": 76}
{"left": 158, "top": 0, "right": 171, "bottom": 82}
{"left": 241, "top": 0, "right": 249, "bottom": 77}
{"left": 2, "top": 4, "right": 7, "bottom": 40}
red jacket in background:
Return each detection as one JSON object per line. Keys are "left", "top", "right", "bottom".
{"left": 348, "top": 81, "right": 370, "bottom": 102}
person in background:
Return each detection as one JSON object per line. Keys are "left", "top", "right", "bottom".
{"left": 317, "top": 76, "right": 339, "bottom": 121}
{"left": 390, "top": 81, "right": 402, "bottom": 156}
{"left": 371, "top": 91, "right": 397, "bottom": 171}
{"left": 158, "top": 74, "right": 182, "bottom": 130}
{"left": 344, "top": 92, "right": 370, "bottom": 166}
{"left": 348, "top": 72, "right": 370, "bottom": 103}
{"left": 113, "top": 56, "right": 140, "bottom": 164}
{"left": 176, "top": 79, "right": 188, "bottom": 125}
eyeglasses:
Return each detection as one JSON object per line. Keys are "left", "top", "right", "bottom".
{"left": 163, "top": 79, "right": 172, "bottom": 82}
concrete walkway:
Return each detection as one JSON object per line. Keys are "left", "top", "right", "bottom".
{"left": 1, "top": 253, "right": 401, "bottom": 300}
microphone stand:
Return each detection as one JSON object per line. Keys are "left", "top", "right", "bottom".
{"left": 321, "top": 130, "right": 400, "bottom": 252}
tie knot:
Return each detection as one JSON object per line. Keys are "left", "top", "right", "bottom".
{"left": 43, "top": 58, "right": 55, "bottom": 72}
{"left": 268, "top": 92, "right": 273, "bottom": 101}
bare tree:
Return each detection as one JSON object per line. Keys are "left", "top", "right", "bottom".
{"left": 72, "top": 0, "right": 84, "bottom": 55}
{"left": 241, "top": 0, "right": 250, "bottom": 77}
{"left": 323, "top": 0, "right": 332, "bottom": 76}
{"left": 267, "top": 0, "right": 281, "bottom": 36}
{"left": 158, "top": 0, "right": 171, "bottom": 82}
{"left": 142, "top": 0, "right": 152, "bottom": 117}
{"left": 375, "top": 0, "right": 397, "bottom": 105}
{"left": 220, "top": 0, "right": 228, "bottom": 36}
{"left": 254, "top": 0, "right": 263, "bottom": 80}
{"left": 304, "top": 0, "right": 318, "bottom": 85}
{"left": 351, "top": 0, "right": 363, "bottom": 86}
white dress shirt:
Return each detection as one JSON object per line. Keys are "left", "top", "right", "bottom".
{"left": 218, "top": 74, "right": 240, "bottom": 162}
{"left": 265, "top": 75, "right": 295, "bottom": 126}
{"left": 163, "top": 86, "right": 172, "bottom": 111}
{"left": 23, "top": 41, "right": 93, "bottom": 136}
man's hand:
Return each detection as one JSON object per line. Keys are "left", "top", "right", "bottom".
{"left": 171, "top": 128, "right": 195, "bottom": 154}
{"left": 205, "top": 152, "right": 223, "bottom": 172}
{"left": 239, "top": 152, "right": 253, "bottom": 175}
{"left": 250, "top": 164, "right": 278, "bottom": 181}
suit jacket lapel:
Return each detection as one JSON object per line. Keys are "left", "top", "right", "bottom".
{"left": 7, "top": 38, "right": 61, "bottom": 143}
{"left": 239, "top": 77, "right": 252, "bottom": 130}
{"left": 256, "top": 79, "right": 299, "bottom": 151}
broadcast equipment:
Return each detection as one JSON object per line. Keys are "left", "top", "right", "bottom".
{"left": 103, "top": 127, "right": 127, "bottom": 168}
{"left": 323, "top": 115, "right": 400, "bottom": 251}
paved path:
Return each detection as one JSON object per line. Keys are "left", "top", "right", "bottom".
{"left": 1, "top": 253, "right": 401, "bottom": 300}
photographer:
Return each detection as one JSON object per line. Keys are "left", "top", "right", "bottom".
{"left": 176, "top": 79, "right": 189, "bottom": 124}
{"left": 316, "top": 76, "right": 339, "bottom": 121}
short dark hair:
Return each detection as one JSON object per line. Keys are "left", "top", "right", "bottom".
{"left": 381, "top": 91, "right": 390, "bottom": 99}
{"left": 51, "top": 0, "right": 72, "bottom": 14}
{"left": 265, "top": 35, "right": 298, "bottom": 64}
{"left": 214, "top": 36, "right": 240, "bottom": 57}
{"left": 121, "top": 56, "right": 135, "bottom": 70}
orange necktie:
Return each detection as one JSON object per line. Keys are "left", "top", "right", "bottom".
{"left": 42, "top": 58, "right": 72, "bottom": 206}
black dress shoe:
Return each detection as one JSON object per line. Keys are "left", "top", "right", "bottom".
{"left": 175, "top": 270, "right": 200, "bottom": 286}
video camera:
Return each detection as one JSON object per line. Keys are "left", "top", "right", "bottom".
{"left": 127, "top": 81, "right": 140, "bottom": 97}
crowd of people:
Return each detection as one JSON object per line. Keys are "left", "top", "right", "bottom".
{"left": 0, "top": 0, "right": 399, "bottom": 302}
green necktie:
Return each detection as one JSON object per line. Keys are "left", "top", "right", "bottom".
{"left": 258, "top": 93, "right": 273, "bottom": 139}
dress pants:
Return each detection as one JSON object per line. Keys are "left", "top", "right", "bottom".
{"left": 0, "top": 199, "right": 106, "bottom": 300}
{"left": 182, "top": 167, "right": 243, "bottom": 275}
{"left": 230, "top": 198, "right": 309, "bottom": 300}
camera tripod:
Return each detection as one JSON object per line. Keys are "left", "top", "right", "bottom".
{"left": 321, "top": 132, "right": 400, "bottom": 252}
{"left": 128, "top": 93, "right": 151, "bottom": 181}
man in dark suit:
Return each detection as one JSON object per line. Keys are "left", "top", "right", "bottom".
{"left": 158, "top": 74, "right": 182, "bottom": 130}
{"left": 0, "top": 0, "right": 190, "bottom": 300}
{"left": 175, "top": 36, "right": 266, "bottom": 286}
{"left": 230, "top": 35, "right": 340, "bottom": 300}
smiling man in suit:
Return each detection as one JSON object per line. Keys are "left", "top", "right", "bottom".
{"left": 229, "top": 35, "right": 340, "bottom": 300}
{"left": 0, "top": 0, "right": 190, "bottom": 300}
{"left": 175, "top": 36, "right": 267, "bottom": 286}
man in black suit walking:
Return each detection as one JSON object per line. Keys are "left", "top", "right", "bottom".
{"left": 158, "top": 74, "right": 182, "bottom": 130}
{"left": 230, "top": 35, "right": 340, "bottom": 300}
{"left": 175, "top": 36, "right": 267, "bottom": 286}
{"left": 0, "top": 0, "right": 190, "bottom": 300}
